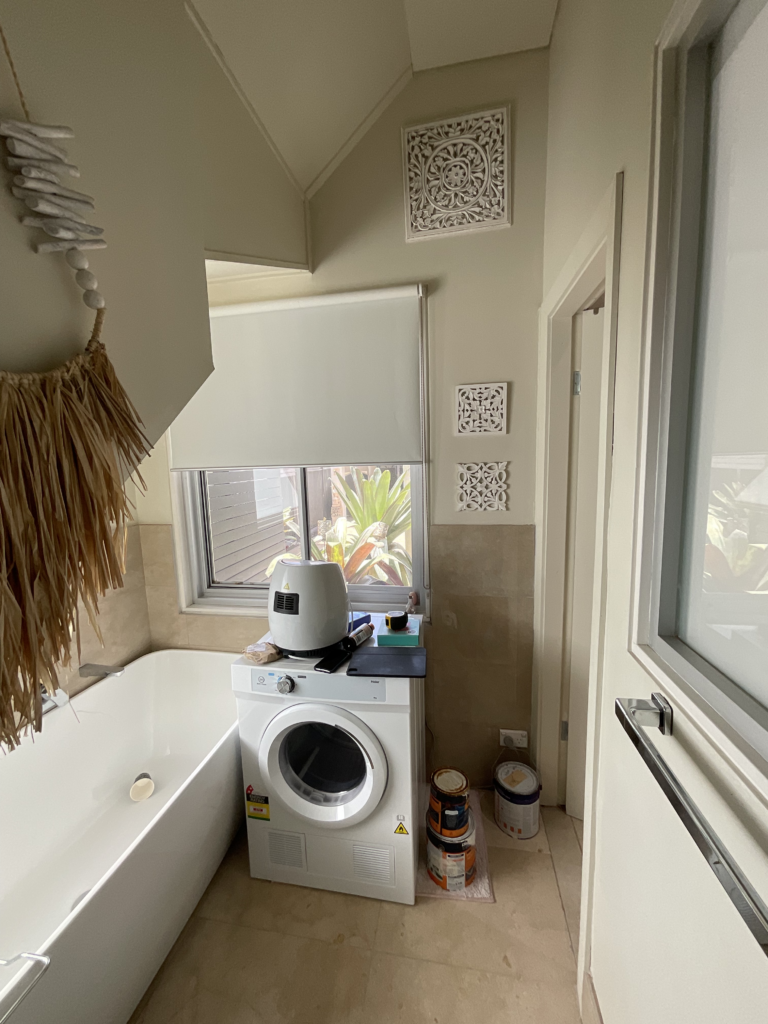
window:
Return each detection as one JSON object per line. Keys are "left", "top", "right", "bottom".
{"left": 638, "top": 0, "right": 768, "bottom": 757}
{"left": 179, "top": 463, "right": 426, "bottom": 613}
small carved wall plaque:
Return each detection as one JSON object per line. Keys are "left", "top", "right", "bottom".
{"left": 456, "top": 462, "right": 508, "bottom": 512}
{"left": 403, "top": 107, "right": 509, "bottom": 241}
{"left": 456, "top": 382, "right": 507, "bottom": 434}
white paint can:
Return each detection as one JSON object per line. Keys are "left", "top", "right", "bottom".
{"left": 493, "top": 762, "right": 541, "bottom": 839}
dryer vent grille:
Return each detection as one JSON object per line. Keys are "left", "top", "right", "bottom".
{"left": 268, "top": 830, "right": 306, "bottom": 870}
{"left": 353, "top": 844, "right": 393, "bottom": 885}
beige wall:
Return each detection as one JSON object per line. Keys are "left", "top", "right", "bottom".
{"left": 0, "top": 0, "right": 306, "bottom": 443}
{"left": 209, "top": 49, "right": 549, "bottom": 527}
{"left": 545, "top": 0, "right": 768, "bottom": 1020}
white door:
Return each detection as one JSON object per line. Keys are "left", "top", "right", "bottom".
{"left": 258, "top": 703, "right": 388, "bottom": 828}
{"left": 563, "top": 307, "right": 604, "bottom": 820}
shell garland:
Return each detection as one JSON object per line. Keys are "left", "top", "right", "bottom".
{"left": 1, "top": 117, "right": 106, "bottom": 308}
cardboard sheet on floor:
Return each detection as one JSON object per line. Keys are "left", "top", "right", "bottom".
{"left": 416, "top": 790, "right": 495, "bottom": 903}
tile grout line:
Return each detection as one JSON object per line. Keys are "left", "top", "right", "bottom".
{"left": 548, "top": 851, "right": 578, "bottom": 961}
{"left": 568, "top": 813, "right": 583, "bottom": 851}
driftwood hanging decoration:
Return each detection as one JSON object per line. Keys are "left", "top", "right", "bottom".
{"left": 0, "top": 22, "right": 152, "bottom": 747}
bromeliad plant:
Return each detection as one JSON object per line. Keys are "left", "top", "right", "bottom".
{"left": 322, "top": 467, "right": 412, "bottom": 585}
{"left": 268, "top": 468, "right": 413, "bottom": 586}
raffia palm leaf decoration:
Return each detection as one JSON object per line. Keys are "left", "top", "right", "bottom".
{"left": 0, "top": 309, "right": 151, "bottom": 749}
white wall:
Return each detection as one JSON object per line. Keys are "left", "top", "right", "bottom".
{"left": 208, "top": 49, "right": 550, "bottom": 525}
{"left": 544, "top": 1, "right": 768, "bottom": 1020}
{"left": 0, "top": 0, "right": 306, "bottom": 443}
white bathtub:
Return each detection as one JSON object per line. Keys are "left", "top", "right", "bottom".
{"left": 0, "top": 649, "right": 241, "bottom": 1024}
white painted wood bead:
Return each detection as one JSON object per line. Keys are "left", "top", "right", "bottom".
{"left": 83, "top": 289, "right": 105, "bottom": 309}
{"left": 0, "top": 119, "right": 74, "bottom": 139}
{"left": 5, "top": 132, "right": 68, "bottom": 160}
{"left": 75, "top": 269, "right": 98, "bottom": 290}
{"left": 6, "top": 156, "right": 80, "bottom": 177}
{"left": 36, "top": 238, "right": 106, "bottom": 254}
{"left": 19, "top": 193, "right": 89, "bottom": 222}
{"left": 13, "top": 176, "right": 95, "bottom": 205}
{"left": 21, "top": 215, "right": 103, "bottom": 237}
{"left": 65, "top": 249, "right": 90, "bottom": 268}
{"left": 20, "top": 165, "right": 59, "bottom": 183}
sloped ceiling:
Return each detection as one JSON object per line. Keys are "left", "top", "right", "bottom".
{"left": 403, "top": 0, "right": 558, "bottom": 71}
{"left": 189, "top": 0, "right": 557, "bottom": 196}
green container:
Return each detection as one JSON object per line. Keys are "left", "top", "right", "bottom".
{"left": 376, "top": 621, "right": 421, "bottom": 646}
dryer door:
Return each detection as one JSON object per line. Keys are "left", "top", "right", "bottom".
{"left": 258, "top": 703, "right": 388, "bottom": 828}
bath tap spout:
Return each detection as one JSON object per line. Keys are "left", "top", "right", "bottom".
{"left": 79, "top": 663, "right": 125, "bottom": 678}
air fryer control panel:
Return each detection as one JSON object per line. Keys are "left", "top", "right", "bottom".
{"left": 247, "top": 668, "right": 387, "bottom": 702}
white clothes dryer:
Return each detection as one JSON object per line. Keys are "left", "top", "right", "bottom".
{"left": 232, "top": 653, "right": 425, "bottom": 904}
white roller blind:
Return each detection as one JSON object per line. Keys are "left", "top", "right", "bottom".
{"left": 168, "top": 286, "right": 425, "bottom": 470}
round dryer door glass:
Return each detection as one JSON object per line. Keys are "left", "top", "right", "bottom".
{"left": 258, "top": 703, "right": 388, "bottom": 828}
{"left": 279, "top": 723, "right": 367, "bottom": 806}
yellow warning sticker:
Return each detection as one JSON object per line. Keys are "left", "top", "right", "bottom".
{"left": 394, "top": 822, "right": 409, "bottom": 835}
{"left": 246, "top": 787, "right": 269, "bottom": 820}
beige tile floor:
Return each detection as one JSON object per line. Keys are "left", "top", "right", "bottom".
{"left": 129, "top": 798, "right": 584, "bottom": 1024}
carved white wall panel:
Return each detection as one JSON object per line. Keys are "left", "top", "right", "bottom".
{"left": 403, "top": 107, "right": 509, "bottom": 240}
{"left": 456, "top": 381, "right": 507, "bottom": 434}
{"left": 456, "top": 462, "right": 508, "bottom": 511}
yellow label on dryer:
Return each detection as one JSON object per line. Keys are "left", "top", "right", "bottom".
{"left": 394, "top": 822, "right": 409, "bottom": 835}
{"left": 246, "top": 787, "right": 270, "bottom": 820}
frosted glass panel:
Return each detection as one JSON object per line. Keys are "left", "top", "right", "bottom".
{"left": 678, "top": 3, "right": 768, "bottom": 706}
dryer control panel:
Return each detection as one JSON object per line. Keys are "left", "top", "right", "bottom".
{"left": 234, "top": 664, "right": 387, "bottom": 703}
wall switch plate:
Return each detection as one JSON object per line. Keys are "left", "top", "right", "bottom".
{"left": 500, "top": 729, "right": 528, "bottom": 749}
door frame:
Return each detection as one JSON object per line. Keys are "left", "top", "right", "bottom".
{"left": 533, "top": 174, "right": 623, "bottom": 803}
{"left": 531, "top": 175, "right": 623, "bottom": 1003}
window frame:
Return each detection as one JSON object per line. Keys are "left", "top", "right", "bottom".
{"left": 633, "top": 0, "right": 768, "bottom": 771}
{"left": 173, "top": 462, "right": 430, "bottom": 617}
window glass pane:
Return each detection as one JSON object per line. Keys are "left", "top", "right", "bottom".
{"left": 678, "top": 5, "right": 768, "bottom": 706}
{"left": 305, "top": 465, "right": 413, "bottom": 587}
{"left": 204, "top": 468, "right": 300, "bottom": 584}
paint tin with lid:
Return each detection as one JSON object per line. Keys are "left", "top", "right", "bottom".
{"left": 494, "top": 762, "right": 541, "bottom": 839}
{"left": 426, "top": 809, "right": 477, "bottom": 890}
{"left": 428, "top": 766, "right": 470, "bottom": 837}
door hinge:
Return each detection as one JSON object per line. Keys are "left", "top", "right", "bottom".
{"left": 572, "top": 371, "right": 581, "bottom": 396}
{"left": 560, "top": 719, "right": 569, "bottom": 741}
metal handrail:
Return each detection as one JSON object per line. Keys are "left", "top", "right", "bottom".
{"left": 0, "top": 952, "right": 51, "bottom": 1023}
{"left": 616, "top": 695, "right": 768, "bottom": 955}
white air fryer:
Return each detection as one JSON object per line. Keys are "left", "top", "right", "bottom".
{"left": 268, "top": 560, "right": 349, "bottom": 656}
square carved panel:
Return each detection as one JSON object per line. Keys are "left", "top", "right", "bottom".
{"left": 456, "top": 382, "right": 507, "bottom": 434}
{"left": 456, "top": 462, "right": 508, "bottom": 512}
{"left": 402, "top": 107, "right": 509, "bottom": 241}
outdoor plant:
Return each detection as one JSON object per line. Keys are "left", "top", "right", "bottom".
{"left": 267, "top": 467, "right": 413, "bottom": 585}
{"left": 706, "top": 482, "right": 768, "bottom": 591}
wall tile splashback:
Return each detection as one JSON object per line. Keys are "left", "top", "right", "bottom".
{"left": 59, "top": 525, "right": 152, "bottom": 697}
{"left": 425, "top": 524, "right": 534, "bottom": 785}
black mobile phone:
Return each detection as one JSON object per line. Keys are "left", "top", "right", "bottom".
{"left": 315, "top": 647, "right": 351, "bottom": 674}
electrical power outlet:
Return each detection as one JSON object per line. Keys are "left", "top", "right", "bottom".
{"left": 500, "top": 729, "right": 528, "bottom": 749}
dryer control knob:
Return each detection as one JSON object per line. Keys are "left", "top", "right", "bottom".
{"left": 276, "top": 675, "right": 295, "bottom": 694}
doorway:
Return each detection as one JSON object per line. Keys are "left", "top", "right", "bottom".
{"left": 561, "top": 303, "right": 605, "bottom": 820}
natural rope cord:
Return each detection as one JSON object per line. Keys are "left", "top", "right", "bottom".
{"left": 0, "top": 17, "right": 30, "bottom": 120}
